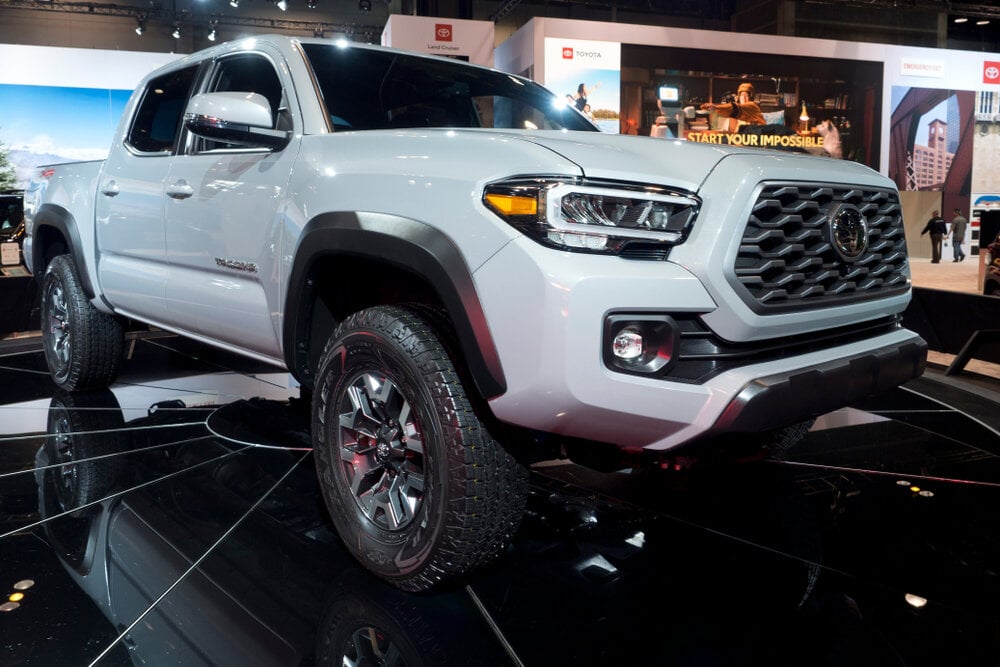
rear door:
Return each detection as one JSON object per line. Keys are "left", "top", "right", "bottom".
{"left": 96, "top": 65, "right": 200, "bottom": 321}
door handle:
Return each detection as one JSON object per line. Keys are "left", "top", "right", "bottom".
{"left": 165, "top": 180, "right": 194, "bottom": 200}
{"left": 101, "top": 180, "right": 120, "bottom": 197}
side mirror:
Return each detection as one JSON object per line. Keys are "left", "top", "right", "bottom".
{"left": 184, "top": 92, "right": 290, "bottom": 150}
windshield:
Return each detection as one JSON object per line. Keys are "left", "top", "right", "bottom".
{"left": 302, "top": 43, "right": 598, "bottom": 133}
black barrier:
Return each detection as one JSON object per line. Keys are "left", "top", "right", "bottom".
{"left": 903, "top": 287, "right": 1000, "bottom": 372}
{"left": 980, "top": 211, "right": 1000, "bottom": 252}
{"left": 0, "top": 276, "right": 40, "bottom": 335}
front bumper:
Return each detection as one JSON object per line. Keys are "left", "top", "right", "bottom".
{"left": 477, "top": 237, "right": 926, "bottom": 452}
{"left": 708, "top": 335, "right": 927, "bottom": 435}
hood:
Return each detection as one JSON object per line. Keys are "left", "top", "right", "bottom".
{"left": 506, "top": 130, "right": 765, "bottom": 192}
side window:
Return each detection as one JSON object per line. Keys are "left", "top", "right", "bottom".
{"left": 127, "top": 67, "right": 199, "bottom": 154}
{"left": 194, "top": 53, "right": 287, "bottom": 152}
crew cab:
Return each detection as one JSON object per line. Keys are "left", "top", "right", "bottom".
{"left": 24, "top": 35, "right": 926, "bottom": 591}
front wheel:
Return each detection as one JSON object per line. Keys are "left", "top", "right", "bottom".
{"left": 312, "top": 306, "right": 528, "bottom": 591}
{"left": 41, "top": 255, "right": 124, "bottom": 391}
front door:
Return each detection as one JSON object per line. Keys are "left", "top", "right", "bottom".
{"left": 162, "top": 51, "right": 298, "bottom": 361}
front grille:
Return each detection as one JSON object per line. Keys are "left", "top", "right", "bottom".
{"left": 734, "top": 183, "right": 909, "bottom": 312}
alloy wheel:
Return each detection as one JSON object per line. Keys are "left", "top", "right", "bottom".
{"left": 336, "top": 371, "right": 426, "bottom": 531}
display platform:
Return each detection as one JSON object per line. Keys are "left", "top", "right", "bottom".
{"left": 0, "top": 334, "right": 998, "bottom": 665}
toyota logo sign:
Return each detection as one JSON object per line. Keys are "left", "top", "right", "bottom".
{"left": 435, "top": 24, "right": 453, "bottom": 41}
{"left": 985, "top": 61, "right": 1000, "bottom": 84}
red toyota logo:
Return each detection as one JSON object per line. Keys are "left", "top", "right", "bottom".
{"left": 435, "top": 24, "right": 452, "bottom": 41}
{"left": 985, "top": 61, "right": 1000, "bottom": 84}
{"left": 562, "top": 47, "right": 573, "bottom": 59}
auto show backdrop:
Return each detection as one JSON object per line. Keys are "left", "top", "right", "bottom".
{"left": 3, "top": 22, "right": 1000, "bottom": 265}
{"left": 0, "top": 44, "right": 178, "bottom": 190}
{"left": 494, "top": 17, "right": 1000, "bottom": 266}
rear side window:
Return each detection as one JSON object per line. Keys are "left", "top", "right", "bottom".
{"left": 127, "top": 67, "right": 199, "bottom": 154}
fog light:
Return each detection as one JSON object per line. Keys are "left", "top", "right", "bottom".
{"left": 612, "top": 327, "right": 644, "bottom": 361}
{"left": 603, "top": 314, "right": 677, "bottom": 376}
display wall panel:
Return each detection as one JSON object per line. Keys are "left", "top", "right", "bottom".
{"left": 495, "top": 17, "right": 1000, "bottom": 176}
{"left": 0, "top": 44, "right": 179, "bottom": 189}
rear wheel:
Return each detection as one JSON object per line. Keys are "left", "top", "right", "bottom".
{"left": 41, "top": 255, "right": 124, "bottom": 391}
{"left": 312, "top": 305, "right": 528, "bottom": 591}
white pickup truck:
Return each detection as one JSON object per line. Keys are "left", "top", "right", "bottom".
{"left": 24, "top": 35, "right": 926, "bottom": 591}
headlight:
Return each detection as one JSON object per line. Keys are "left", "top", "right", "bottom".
{"left": 483, "top": 178, "right": 700, "bottom": 255}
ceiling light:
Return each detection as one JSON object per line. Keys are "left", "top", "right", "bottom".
{"left": 313, "top": 28, "right": 324, "bottom": 37}
{"left": 276, "top": 0, "right": 288, "bottom": 9}
{"left": 135, "top": 19, "right": 145, "bottom": 35}
{"left": 308, "top": 0, "right": 317, "bottom": 7}
{"left": 977, "top": 19, "right": 991, "bottom": 25}
{"left": 230, "top": 0, "right": 239, "bottom": 6}
{"left": 172, "top": 25, "right": 181, "bottom": 39}
{"left": 208, "top": 27, "right": 217, "bottom": 41}
{"left": 954, "top": 16, "right": 968, "bottom": 23}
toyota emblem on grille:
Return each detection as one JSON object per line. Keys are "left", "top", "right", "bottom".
{"left": 828, "top": 203, "right": 868, "bottom": 262}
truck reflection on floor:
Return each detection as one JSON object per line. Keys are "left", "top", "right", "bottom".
{"left": 29, "top": 388, "right": 942, "bottom": 666}
{"left": 34, "top": 390, "right": 509, "bottom": 666}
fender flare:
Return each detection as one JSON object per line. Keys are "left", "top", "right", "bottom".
{"left": 31, "top": 204, "right": 94, "bottom": 298}
{"left": 283, "top": 211, "right": 506, "bottom": 399}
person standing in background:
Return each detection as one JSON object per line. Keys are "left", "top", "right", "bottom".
{"left": 920, "top": 210, "right": 947, "bottom": 263}
{"left": 949, "top": 208, "right": 967, "bottom": 262}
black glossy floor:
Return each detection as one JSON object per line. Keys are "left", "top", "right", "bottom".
{"left": 1, "top": 333, "right": 999, "bottom": 666}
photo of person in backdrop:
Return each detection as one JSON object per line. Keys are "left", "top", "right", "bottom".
{"left": 700, "top": 82, "right": 766, "bottom": 131}
{"left": 574, "top": 82, "right": 601, "bottom": 111}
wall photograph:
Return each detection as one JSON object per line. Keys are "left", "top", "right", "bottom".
{"left": 0, "top": 84, "right": 132, "bottom": 190}
{"left": 620, "top": 44, "right": 884, "bottom": 170}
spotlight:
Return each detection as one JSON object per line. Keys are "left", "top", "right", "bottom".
{"left": 172, "top": 25, "right": 181, "bottom": 39}
{"left": 358, "top": 0, "right": 371, "bottom": 10}
{"left": 208, "top": 27, "right": 217, "bottom": 41}
{"left": 307, "top": 0, "right": 316, "bottom": 7}
{"left": 135, "top": 19, "right": 145, "bottom": 35}
{"left": 230, "top": 0, "right": 239, "bottom": 6}
{"left": 276, "top": 0, "right": 288, "bottom": 9}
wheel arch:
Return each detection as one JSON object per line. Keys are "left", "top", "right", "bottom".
{"left": 283, "top": 211, "right": 506, "bottom": 400}
{"left": 31, "top": 204, "right": 93, "bottom": 297}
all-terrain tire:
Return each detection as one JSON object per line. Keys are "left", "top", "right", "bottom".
{"left": 312, "top": 305, "right": 528, "bottom": 591}
{"left": 41, "top": 255, "right": 124, "bottom": 391}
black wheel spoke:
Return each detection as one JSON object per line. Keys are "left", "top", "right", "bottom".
{"left": 334, "top": 367, "right": 427, "bottom": 531}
